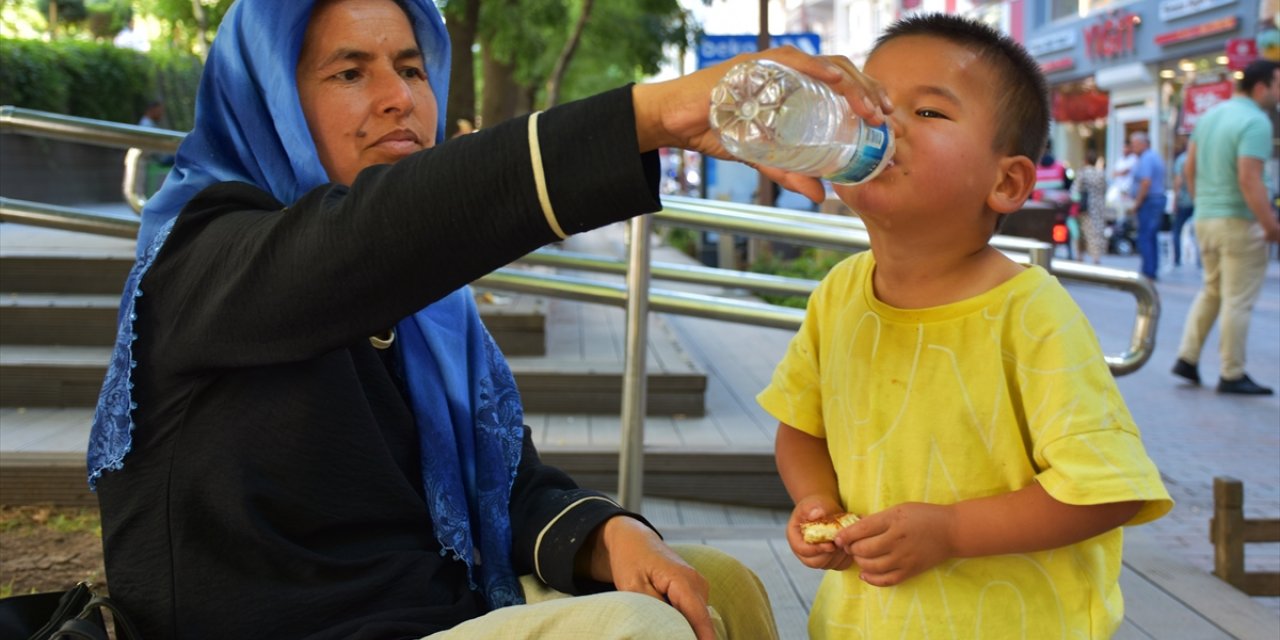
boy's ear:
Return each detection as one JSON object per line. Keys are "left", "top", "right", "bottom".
{"left": 987, "top": 155, "right": 1037, "bottom": 214}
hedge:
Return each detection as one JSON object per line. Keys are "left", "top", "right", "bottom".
{"left": 0, "top": 38, "right": 201, "bottom": 130}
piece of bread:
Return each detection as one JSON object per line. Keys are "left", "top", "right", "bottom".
{"left": 801, "top": 512, "right": 860, "bottom": 544}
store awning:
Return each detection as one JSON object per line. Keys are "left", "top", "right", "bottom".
{"left": 1052, "top": 88, "right": 1110, "bottom": 122}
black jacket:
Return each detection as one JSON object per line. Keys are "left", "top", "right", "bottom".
{"left": 97, "top": 87, "right": 663, "bottom": 640}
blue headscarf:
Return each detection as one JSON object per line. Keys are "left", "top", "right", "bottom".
{"left": 88, "top": 0, "right": 525, "bottom": 609}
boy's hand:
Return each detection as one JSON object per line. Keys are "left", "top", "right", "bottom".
{"left": 786, "top": 495, "right": 855, "bottom": 571}
{"left": 835, "top": 502, "right": 957, "bottom": 587}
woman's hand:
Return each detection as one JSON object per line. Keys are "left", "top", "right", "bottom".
{"left": 786, "top": 494, "right": 854, "bottom": 571}
{"left": 632, "top": 46, "right": 893, "bottom": 203}
{"left": 586, "top": 516, "right": 714, "bottom": 640}
{"left": 834, "top": 502, "right": 957, "bottom": 587}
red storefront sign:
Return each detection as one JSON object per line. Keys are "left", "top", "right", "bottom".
{"left": 1225, "top": 38, "right": 1258, "bottom": 71}
{"left": 1083, "top": 11, "right": 1139, "bottom": 60}
{"left": 1180, "top": 80, "right": 1234, "bottom": 133}
{"left": 1155, "top": 15, "right": 1239, "bottom": 46}
{"left": 1039, "top": 57, "right": 1076, "bottom": 74}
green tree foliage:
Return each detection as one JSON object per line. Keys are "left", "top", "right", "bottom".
{"left": 138, "top": 0, "right": 234, "bottom": 56}
{"left": 84, "top": 0, "right": 134, "bottom": 40}
{"left": 442, "top": 0, "right": 695, "bottom": 129}
{"left": 35, "top": 0, "right": 88, "bottom": 25}
{"left": 552, "top": 0, "right": 694, "bottom": 103}
{"left": 0, "top": 38, "right": 202, "bottom": 127}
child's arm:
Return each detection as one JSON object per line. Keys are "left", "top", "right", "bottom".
{"left": 776, "top": 422, "right": 854, "bottom": 571}
{"left": 834, "top": 482, "right": 1142, "bottom": 587}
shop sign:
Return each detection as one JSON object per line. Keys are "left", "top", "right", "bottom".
{"left": 1154, "top": 15, "right": 1239, "bottom": 46}
{"left": 1084, "top": 12, "right": 1139, "bottom": 60}
{"left": 1225, "top": 38, "right": 1258, "bottom": 70}
{"left": 1159, "top": 0, "right": 1236, "bottom": 23}
{"left": 1039, "top": 57, "right": 1076, "bottom": 74}
{"left": 696, "top": 33, "right": 821, "bottom": 69}
{"left": 1027, "top": 31, "right": 1077, "bottom": 57}
{"left": 1181, "top": 80, "right": 1234, "bottom": 133}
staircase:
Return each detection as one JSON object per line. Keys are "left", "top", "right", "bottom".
{"left": 0, "top": 221, "right": 715, "bottom": 506}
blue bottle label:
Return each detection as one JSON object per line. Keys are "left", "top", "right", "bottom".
{"left": 826, "top": 121, "right": 891, "bottom": 184}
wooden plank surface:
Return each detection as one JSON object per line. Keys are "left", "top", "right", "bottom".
{"left": 1123, "top": 536, "right": 1279, "bottom": 640}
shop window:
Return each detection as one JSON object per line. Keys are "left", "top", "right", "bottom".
{"left": 1051, "top": 0, "right": 1126, "bottom": 21}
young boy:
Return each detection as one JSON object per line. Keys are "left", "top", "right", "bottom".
{"left": 757, "top": 14, "right": 1172, "bottom": 639}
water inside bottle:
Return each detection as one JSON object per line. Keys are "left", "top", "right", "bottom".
{"left": 710, "top": 60, "right": 893, "bottom": 184}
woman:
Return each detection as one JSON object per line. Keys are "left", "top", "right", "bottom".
{"left": 1072, "top": 148, "right": 1108, "bottom": 264}
{"left": 88, "top": 0, "right": 887, "bottom": 638}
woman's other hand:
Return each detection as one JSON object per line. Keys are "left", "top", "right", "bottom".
{"left": 632, "top": 46, "right": 892, "bottom": 204}
{"left": 786, "top": 494, "right": 854, "bottom": 571}
{"left": 586, "top": 516, "right": 715, "bottom": 640}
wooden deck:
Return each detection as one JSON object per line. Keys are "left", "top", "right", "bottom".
{"left": 3, "top": 459, "right": 1269, "bottom": 639}
{"left": 640, "top": 495, "right": 1280, "bottom": 640}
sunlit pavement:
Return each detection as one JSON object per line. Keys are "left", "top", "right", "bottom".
{"left": 1055, "top": 246, "right": 1279, "bottom": 615}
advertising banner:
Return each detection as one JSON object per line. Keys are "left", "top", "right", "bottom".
{"left": 1180, "top": 80, "right": 1234, "bottom": 133}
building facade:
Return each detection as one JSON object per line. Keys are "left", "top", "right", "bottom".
{"left": 775, "top": 0, "right": 1277, "bottom": 201}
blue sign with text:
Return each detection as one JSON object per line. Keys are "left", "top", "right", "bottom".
{"left": 695, "top": 33, "right": 822, "bottom": 69}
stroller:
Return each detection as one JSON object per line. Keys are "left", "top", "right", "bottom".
{"left": 1105, "top": 214, "right": 1138, "bottom": 256}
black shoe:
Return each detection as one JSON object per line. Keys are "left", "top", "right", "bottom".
{"left": 1217, "top": 374, "right": 1274, "bottom": 396}
{"left": 1171, "top": 359, "right": 1200, "bottom": 385}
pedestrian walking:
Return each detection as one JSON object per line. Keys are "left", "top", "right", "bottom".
{"left": 1171, "top": 136, "right": 1195, "bottom": 267}
{"left": 1128, "top": 130, "right": 1166, "bottom": 280}
{"left": 1172, "top": 59, "right": 1280, "bottom": 396}
{"left": 1072, "top": 148, "right": 1107, "bottom": 264}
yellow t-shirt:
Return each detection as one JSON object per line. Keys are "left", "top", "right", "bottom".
{"left": 758, "top": 252, "right": 1172, "bottom": 639}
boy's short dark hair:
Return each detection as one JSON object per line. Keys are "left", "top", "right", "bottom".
{"left": 873, "top": 13, "right": 1049, "bottom": 163}
{"left": 1240, "top": 60, "right": 1279, "bottom": 94}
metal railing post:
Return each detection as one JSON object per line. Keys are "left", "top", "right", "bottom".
{"left": 618, "top": 216, "right": 653, "bottom": 512}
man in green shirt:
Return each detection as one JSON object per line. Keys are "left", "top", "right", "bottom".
{"left": 1173, "top": 60, "right": 1280, "bottom": 395}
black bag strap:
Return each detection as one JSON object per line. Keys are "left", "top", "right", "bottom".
{"left": 28, "top": 583, "right": 95, "bottom": 640}
{"left": 47, "top": 618, "right": 108, "bottom": 640}
{"left": 69, "top": 595, "right": 143, "bottom": 640}
{"left": 22, "top": 583, "right": 145, "bottom": 640}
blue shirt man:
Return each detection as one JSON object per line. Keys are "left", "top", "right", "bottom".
{"left": 1127, "top": 131, "right": 1166, "bottom": 279}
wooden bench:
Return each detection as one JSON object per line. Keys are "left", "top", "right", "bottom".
{"left": 1209, "top": 476, "right": 1280, "bottom": 597}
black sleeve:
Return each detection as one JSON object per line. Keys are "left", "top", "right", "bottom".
{"left": 507, "top": 427, "right": 658, "bottom": 595}
{"left": 143, "top": 86, "right": 661, "bottom": 372}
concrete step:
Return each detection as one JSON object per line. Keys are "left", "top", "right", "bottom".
{"left": 0, "top": 346, "right": 111, "bottom": 407}
{"left": 0, "top": 253, "right": 133, "bottom": 295}
{"left": 0, "top": 345, "right": 705, "bottom": 415}
{"left": 1, "top": 409, "right": 775, "bottom": 508}
{"left": 0, "top": 291, "right": 547, "bottom": 355}
{"left": 0, "top": 293, "right": 121, "bottom": 345}
{"left": 0, "top": 443, "right": 783, "bottom": 509}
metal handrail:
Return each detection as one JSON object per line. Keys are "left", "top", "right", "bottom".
{"left": 0, "top": 106, "right": 183, "bottom": 152}
{"left": 0, "top": 105, "right": 1157, "bottom": 370}
{"left": 660, "top": 194, "right": 1058, "bottom": 266}
{"left": 2, "top": 106, "right": 1161, "bottom": 510}
{"left": 0, "top": 196, "right": 807, "bottom": 329}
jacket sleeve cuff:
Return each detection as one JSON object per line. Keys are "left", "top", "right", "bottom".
{"left": 533, "top": 85, "right": 662, "bottom": 236}
{"left": 532, "top": 493, "right": 659, "bottom": 595}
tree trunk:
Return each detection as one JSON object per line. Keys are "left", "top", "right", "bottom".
{"left": 481, "top": 47, "right": 520, "bottom": 128}
{"left": 190, "top": 0, "right": 209, "bottom": 59}
{"left": 444, "top": 0, "right": 480, "bottom": 137}
{"left": 544, "top": 0, "right": 594, "bottom": 108}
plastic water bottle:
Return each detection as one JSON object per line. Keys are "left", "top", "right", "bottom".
{"left": 709, "top": 59, "right": 894, "bottom": 185}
